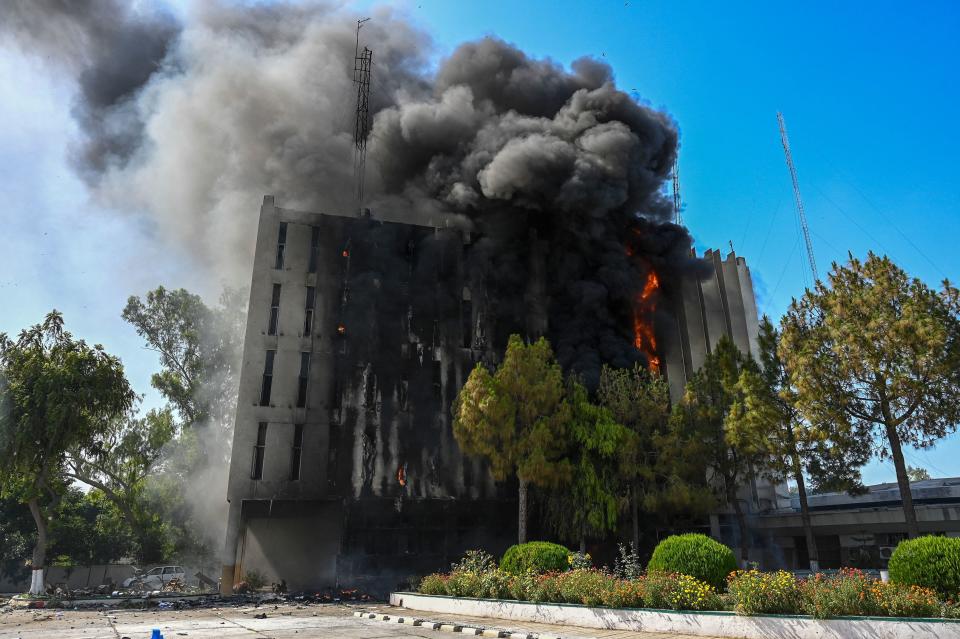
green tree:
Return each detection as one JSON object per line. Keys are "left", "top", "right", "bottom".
{"left": 725, "top": 317, "right": 869, "bottom": 571}
{"left": 0, "top": 496, "right": 33, "bottom": 584}
{"left": 544, "top": 379, "right": 633, "bottom": 551}
{"left": 0, "top": 312, "right": 135, "bottom": 593}
{"left": 47, "top": 488, "right": 136, "bottom": 567}
{"left": 453, "top": 335, "right": 570, "bottom": 543}
{"left": 597, "top": 363, "right": 672, "bottom": 550}
{"left": 122, "top": 286, "right": 245, "bottom": 435}
{"left": 907, "top": 466, "right": 931, "bottom": 482}
{"left": 122, "top": 286, "right": 246, "bottom": 565}
{"left": 780, "top": 253, "right": 960, "bottom": 538}
{"left": 667, "top": 336, "right": 759, "bottom": 565}
{"left": 63, "top": 409, "right": 176, "bottom": 562}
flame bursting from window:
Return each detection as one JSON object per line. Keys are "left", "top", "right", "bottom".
{"left": 397, "top": 464, "right": 407, "bottom": 487}
{"left": 633, "top": 270, "right": 661, "bottom": 371}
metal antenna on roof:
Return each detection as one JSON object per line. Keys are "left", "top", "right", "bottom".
{"left": 778, "top": 112, "right": 818, "bottom": 282}
{"left": 353, "top": 18, "right": 373, "bottom": 208}
{"left": 672, "top": 158, "right": 681, "bottom": 225}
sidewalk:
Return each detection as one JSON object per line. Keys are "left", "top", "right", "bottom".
{"left": 365, "top": 602, "right": 717, "bottom": 639}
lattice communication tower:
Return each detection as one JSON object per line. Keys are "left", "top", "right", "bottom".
{"left": 777, "top": 111, "right": 818, "bottom": 282}
{"left": 672, "top": 158, "right": 681, "bottom": 225}
{"left": 353, "top": 18, "right": 373, "bottom": 205}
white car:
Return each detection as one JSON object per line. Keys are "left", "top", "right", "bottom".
{"left": 122, "top": 566, "right": 186, "bottom": 589}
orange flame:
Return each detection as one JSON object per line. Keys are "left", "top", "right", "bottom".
{"left": 397, "top": 464, "right": 407, "bottom": 487}
{"left": 633, "top": 270, "right": 660, "bottom": 371}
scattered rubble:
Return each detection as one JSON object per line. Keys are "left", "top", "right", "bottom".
{"left": 3, "top": 586, "right": 379, "bottom": 614}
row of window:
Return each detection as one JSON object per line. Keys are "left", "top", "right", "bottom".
{"left": 251, "top": 422, "right": 304, "bottom": 481}
{"left": 259, "top": 349, "right": 310, "bottom": 408}
{"left": 268, "top": 282, "right": 316, "bottom": 337}
{"left": 275, "top": 222, "right": 322, "bottom": 273}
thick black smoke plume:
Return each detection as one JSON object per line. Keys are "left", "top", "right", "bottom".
{"left": 2, "top": 0, "right": 698, "bottom": 384}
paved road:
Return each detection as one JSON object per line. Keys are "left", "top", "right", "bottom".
{"left": 0, "top": 602, "right": 712, "bottom": 639}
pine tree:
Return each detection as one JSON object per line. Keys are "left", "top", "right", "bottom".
{"left": 453, "top": 335, "right": 570, "bottom": 543}
{"left": 780, "top": 253, "right": 960, "bottom": 538}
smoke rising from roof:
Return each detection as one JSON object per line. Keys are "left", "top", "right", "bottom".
{"left": 3, "top": 0, "right": 697, "bottom": 383}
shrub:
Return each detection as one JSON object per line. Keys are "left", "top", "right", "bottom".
{"left": 501, "top": 541, "right": 571, "bottom": 575}
{"left": 452, "top": 549, "right": 497, "bottom": 573}
{"left": 243, "top": 570, "right": 267, "bottom": 591}
{"left": 872, "top": 581, "right": 940, "bottom": 618}
{"left": 643, "top": 571, "right": 722, "bottom": 611}
{"left": 800, "top": 568, "right": 880, "bottom": 618}
{"left": 613, "top": 543, "right": 643, "bottom": 580}
{"left": 419, "top": 573, "right": 449, "bottom": 595}
{"left": 477, "top": 569, "right": 513, "bottom": 599}
{"left": 554, "top": 569, "right": 615, "bottom": 606}
{"left": 888, "top": 535, "right": 960, "bottom": 600}
{"left": 568, "top": 551, "right": 592, "bottom": 570}
{"left": 601, "top": 578, "right": 645, "bottom": 608}
{"left": 727, "top": 570, "right": 802, "bottom": 615}
{"left": 445, "top": 570, "right": 485, "bottom": 598}
{"left": 646, "top": 534, "right": 738, "bottom": 590}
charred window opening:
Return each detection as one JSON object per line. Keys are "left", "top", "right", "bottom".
{"left": 432, "top": 360, "right": 442, "bottom": 400}
{"left": 461, "top": 287, "right": 472, "bottom": 348}
{"left": 398, "top": 376, "right": 409, "bottom": 411}
{"left": 259, "top": 350, "right": 275, "bottom": 406}
{"left": 303, "top": 286, "right": 315, "bottom": 336}
{"left": 308, "top": 226, "right": 320, "bottom": 273}
{"left": 275, "top": 222, "right": 287, "bottom": 270}
{"left": 268, "top": 283, "right": 281, "bottom": 335}
{"left": 297, "top": 351, "right": 310, "bottom": 408}
{"left": 290, "top": 424, "right": 303, "bottom": 481}
{"left": 327, "top": 421, "right": 339, "bottom": 489}
{"left": 251, "top": 422, "right": 267, "bottom": 480}
{"left": 331, "top": 379, "right": 342, "bottom": 418}
{"left": 364, "top": 372, "right": 376, "bottom": 409}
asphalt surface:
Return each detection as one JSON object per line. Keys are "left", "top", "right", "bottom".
{"left": 0, "top": 601, "right": 712, "bottom": 639}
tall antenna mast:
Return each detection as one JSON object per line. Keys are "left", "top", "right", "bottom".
{"left": 353, "top": 18, "right": 373, "bottom": 207}
{"left": 672, "top": 158, "right": 681, "bottom": 225}
{"left": 777, "top": 112, "right": 818, "bottom": 282}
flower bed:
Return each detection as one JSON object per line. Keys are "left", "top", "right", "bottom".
{"left": 418, "top": 566, "right": 960, "bottom": 620}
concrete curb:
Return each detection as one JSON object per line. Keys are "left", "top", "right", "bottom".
{"left": 390, "top": 591, "right": 960, "bottom": 639}
{"left": 354, "top": 609, "right": 562, "bottom": 639}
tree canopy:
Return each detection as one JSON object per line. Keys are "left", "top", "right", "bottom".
{"left": 453, "top": 335, "right": 571, "bottom": 542}
{"left": 0, "top": 311, "right": 136, "bottom": 592}
{"left": 780, "top": 252, "right": 960, "bottom": 537}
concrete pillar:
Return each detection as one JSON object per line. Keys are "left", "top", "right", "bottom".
{"left": 220, "top": 500, "right": 243, "bottom": 595}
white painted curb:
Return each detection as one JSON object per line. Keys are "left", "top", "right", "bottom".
{"left": 390, "top": 591, "right": 960, "bottom": 639}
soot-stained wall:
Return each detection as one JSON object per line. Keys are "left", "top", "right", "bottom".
{"left": 224, "top": 197, "right": 526, "bottom": 594}
{"left": 224, "top": 196, "right": 761, "bottom": 595}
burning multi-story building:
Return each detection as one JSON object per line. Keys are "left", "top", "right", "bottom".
{"left": 220, "top": 195, "right": 764, "bottom": 594}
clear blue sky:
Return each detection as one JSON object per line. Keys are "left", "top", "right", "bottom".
{"left": 1, "top": 0, "right": 958, "bottom": 485}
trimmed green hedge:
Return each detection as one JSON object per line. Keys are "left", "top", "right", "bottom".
{"left": 889, "top": 535, "right": 960, "bottom": 599}
{"left": 500, "top": 541, "right": 571, "bottom": 575}
{"left": 646, "top": 533, "right": 737, "bottom": 590}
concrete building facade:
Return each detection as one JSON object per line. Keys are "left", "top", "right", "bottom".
{"left": 752, "top": 478, "right": 960, "bottom": 570}
{"left": 220, "top": 196, "right": 767, "bottom": 594}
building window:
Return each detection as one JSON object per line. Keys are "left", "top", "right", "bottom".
{"left": 303, "top": 286, "right": 315, "bottom": 336}
{"left": 291, "top": 424, "right": 304, "bottom": 480}
{"left": 251, "top": 422, "right": 267, "bottom": 480}
{"left": 461, "top": 292, "right": 472, "bottom": 349}
{"left": 260, "top": 350, "right": 275, "bottom": 406}
{"left": 296, "top": 351, "right": 310, "bottom": 408}
{"left": 268, "top": 283, "right": 281, "bottom": 335}
{"left": 275, "top": 222, "right": 287, "bottom": 270}
{"left": 432, "top": 360, "right": 442, "bottom": 400}
{"left": 308, "top": 226, "right": 320, "bottom": 273}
